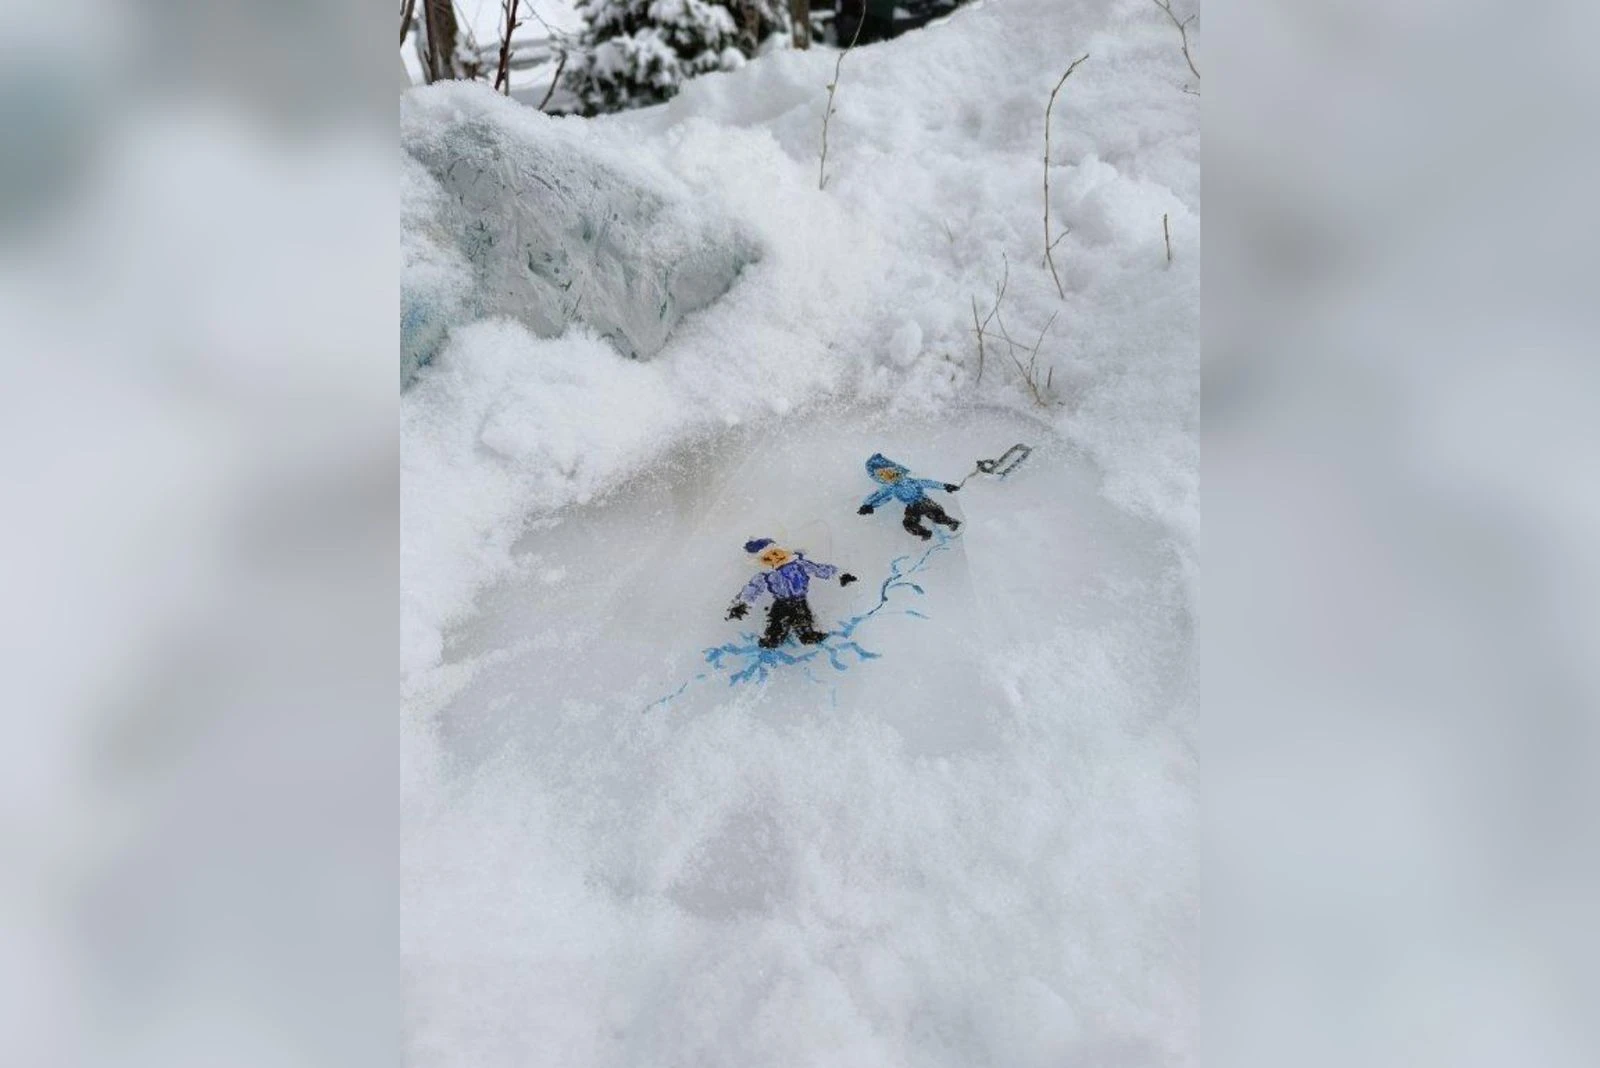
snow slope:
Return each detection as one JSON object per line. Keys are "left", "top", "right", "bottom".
{"left": 403, "top": 0, "right": 1197, "bottom": 1063}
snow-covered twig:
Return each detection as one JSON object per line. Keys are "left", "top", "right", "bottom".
{"left": 1044, "top": 54, "right": 1090, "bottom": 299}
{"left": 818, "top": 13, "right": 866, "bottom": 191}
{"left": 1152, "top": 0, "right": 1200, "bottom": 86}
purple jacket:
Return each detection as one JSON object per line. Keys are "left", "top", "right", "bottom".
{"left": 735, "top": 556, "right": 838, "bottom": 604}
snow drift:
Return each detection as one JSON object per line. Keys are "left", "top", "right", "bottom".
{"left": 401, "top": 84, "right": 757, "bottom": 386}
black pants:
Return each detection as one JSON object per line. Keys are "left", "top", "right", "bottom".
{"left": 762, "top": 597, "right": 828, "bottom": 648}
{"left": 903, "top": 497, "right": 959, "bottom": 539}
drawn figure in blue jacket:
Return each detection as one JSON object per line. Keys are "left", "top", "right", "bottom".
{"left": 726, "top": 538, "right": 858, "bottom": 648}
{"left": 857, "top": 453, "right": 961, "bottom": 540}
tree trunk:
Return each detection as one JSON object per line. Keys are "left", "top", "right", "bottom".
{"left": 422, "top": 0, "right": 467, "bottom": 82}
{"left": 791, "top": 0, "right": 811, "bottom": 49}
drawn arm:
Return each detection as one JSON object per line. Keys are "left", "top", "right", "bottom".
{"left": 860, "top": 487, "right": 894, "bottom": 510}
{"left": 798, "top": 557, "right": 837, "bottom": 580}
{"left": 734, "top": 573, "right": 771, "bottom": 606}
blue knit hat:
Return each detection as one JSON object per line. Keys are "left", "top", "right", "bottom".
{"left": 866, "top": 453, "right": 908, "bottom": 477}
{"left": 744, "top": 538, "right": 775, "bottom": 554}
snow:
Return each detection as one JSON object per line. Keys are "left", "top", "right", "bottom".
{"left": 403, "top": 0, "right": 1197, "bottom": 1063}
{"left": 401, "top": 84, "right": 756, "bottom": 380}
{"left": 401, "top": 153, "right": 476, "bottom": 387}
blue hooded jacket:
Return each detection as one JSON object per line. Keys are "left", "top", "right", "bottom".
{"left": 735, "top": 554, "right": 839, "bottom": 605}
{"left": 860, "top": 453, "right": 950, "bottom": 508}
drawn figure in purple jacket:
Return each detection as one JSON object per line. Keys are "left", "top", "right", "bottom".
{"left": 726, "top": 538, "right": 857, "bottom": 648}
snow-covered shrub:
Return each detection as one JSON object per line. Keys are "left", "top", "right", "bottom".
{"left": 561, "top": 0, "right": 792, "bottom": 115}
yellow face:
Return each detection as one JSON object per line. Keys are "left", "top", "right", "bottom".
{"left": 758, "top": 546, "right": 793, "bottom": 569}
{"left": 875, "top": 468, "right": 902, "bottom": 483}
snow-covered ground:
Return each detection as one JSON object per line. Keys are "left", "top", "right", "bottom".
{"left": 403, "top": 0, "right": 1198, "bottom": 1062}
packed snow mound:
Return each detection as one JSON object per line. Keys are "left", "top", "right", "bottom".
{"left": 410, "top": 409, "right": 1196, "bottom": 1067}
{"left": 401, "top": 153, "right": 475, "bottom": 388}
{"left": 400, "top": 82, "right": 758, "bottom": 386}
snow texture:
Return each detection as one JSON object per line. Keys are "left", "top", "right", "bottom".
{"left": 401, "top": 83, "right": 758, "bottom": 384}
{"left": 403, "top": 0, "right": 1198, "bottom": 1063}
{"left": 401, "top": 153, "right": 476, "bottom": 388}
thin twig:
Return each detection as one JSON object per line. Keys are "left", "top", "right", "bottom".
{"left": 1008, "top": 348, "right": 1048, "bottom": 406}
{"left": 992, "top": 305, "right": 1024, "bottom": 357}
{"left": 1152, "top": 0, "right": 1200, "bottom": 83}
{"left": 1164, "top": 212, "right": 1172, "bottom": 264}
{"left": 1044, "top": 54, "right": 1090, "bottom": 299}
{"left": 1008, "top": 342, "right": 1053, "bottom": 407}
{"left": 494, "top": 0, "right": 522, "bottom": 95}
{"left": 401, "top": 0, "right": 417, "bottom": 46}
{"left": 970, "top": 255, "right": 1011, "bottom": 383}
{"left": 971, "top": 298, "right": 985, "bottom": 384}
{"left": 1007, "top": 309, "right": 1058, "bottom": 407}
{"left": 1029, "top": 310, "right": 1059, "bottom": 362}
{"left": 971, "top": 255, "right": 1059, "bottom": 406}
{"left": 819, "top": 14, "right": 866, "bottom": 191}
{"left": 538, "top": 52, "right": 568, "bottom": 111}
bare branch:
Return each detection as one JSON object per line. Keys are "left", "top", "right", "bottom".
{"left": 971, "top": 254, "right": 1060, "bottom": 406}
{"left": 1043, "top": 53, "right": 1090, "bottom": 299}
{"left": 538, "top": 52, "right": 568, "bottom": 111}
{"left": 1029, "top": 310, "right": 1059, "bottom": 362}
{"left": 819, "top": 14, "right": 866, "bottom": 191}
{"left": 401, "top": 0, "right": 417, "bottom": 47}
{"left": 970, "top": 255, "right": 1011, "bottom": 382}
{"left": 494, "top": 0, "right": 522, "bottom": 95}
{"left": 1152, "top": 0, "right": 1200, "bottom": 84}
{"left": 992, "top": 305, "right": 1025, "bottom": 357}
{"left": 971, "top": 297, "right": 986, "bottom": 385}
{"left": 1163, "top": 212, "right": 1172, "bottom": 265}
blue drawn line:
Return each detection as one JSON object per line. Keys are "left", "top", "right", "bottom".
{"left": 834, "top": 530, "right": 955, "bottom": 640}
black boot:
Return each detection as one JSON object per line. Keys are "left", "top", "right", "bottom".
{"left": 791, "top": 599, "right": 827, "bottom": 644}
